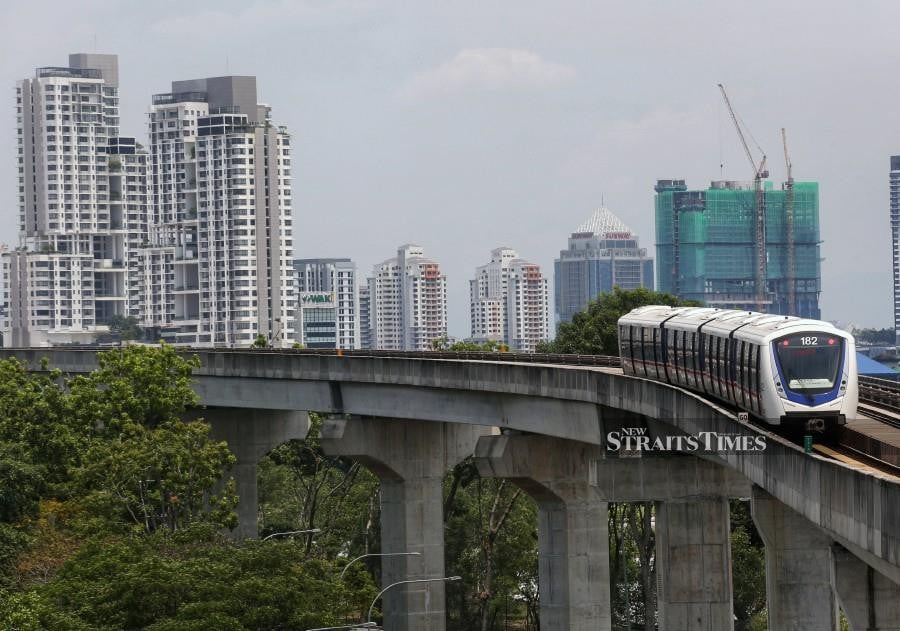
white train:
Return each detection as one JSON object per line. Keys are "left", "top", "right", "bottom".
{"left": 617, "top": 306, "right": 858, "bottom": 431}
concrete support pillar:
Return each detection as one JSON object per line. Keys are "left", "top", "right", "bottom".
{"left": 751, "top": 486, "right": 839, "bottom": 631}
{"left": 656, "top": 497, "right": 734, "bottom": 631}
{"left": 475, "top": 434, "right": 612, "bottom": 631}
{"left": 833, "top": 544, "right": 900, "bottom": 631}
{"left": 321, "top": 417, "right": 489, "bottom": 631}
{"left": 203, "top": 407, "right": 310, "bottom": 539}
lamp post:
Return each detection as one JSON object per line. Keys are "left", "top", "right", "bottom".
{"left": 262, "top": 527, "right": 321, "bottom": 541}
{"left": 305, "top": 623, "right": 377, "bottom": 631}
{"left": 367, "top": 576, "right": 462, "bottom": 624}
{"left": 339, "top": 552, "right": 422, "bottom": 580}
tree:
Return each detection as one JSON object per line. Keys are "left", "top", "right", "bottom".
{"left": 444, "top": 459, "right": 538, "bottom": 630}
{"left": 0, "top": 346, "right": 235, "bottom": 585}
{"left": 539, "top": 286, "right": 701, "bottom": 355}
{"left": 108, "top": 314, "right": 141, "bottom": 341}
{"left": 0, "top": 531, "right": 376, "bottom": 630}
{"left": 74, "top": 419, "right": 237, "bottom": 533}
{"left": 252, "top": 334, "right": 270, "bottom": 348}
{"left": 431, "top": 337, "right": 508, "bottom": 352}
{"left": 854, "top": 327, "right": 894, "bottom": 345}
{"left": 258, "top": 415, "right": 380, "bottom": 557}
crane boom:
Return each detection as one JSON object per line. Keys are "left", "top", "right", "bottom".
{"left": 718, "top": 83, "right": 768, "bottom": 311}
{"left": 718, "top": 84, "right": 757, "bottom": 175}
{"left": 782, "top": 128, "right": 796, "bottom": 316}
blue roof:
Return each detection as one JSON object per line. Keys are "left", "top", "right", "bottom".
{"left": 856, "top": 352, "right": 897, "bottom": 376}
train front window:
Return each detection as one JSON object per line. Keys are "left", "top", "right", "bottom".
{"left": 774, "top": 334, "right": 843, "bottom": 395}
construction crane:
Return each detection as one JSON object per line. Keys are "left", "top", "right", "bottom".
{"left": 718, "top": 83, "right": 768, "bottom": 312}
{"left": 782, "top": 128, "right": 796, "bottom": 316}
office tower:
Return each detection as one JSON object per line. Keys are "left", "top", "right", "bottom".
{"left": 470, "top": 247, "right": 550, "bottom": 352}
{"left": 891, "top": 157, "right": 900, "bottom": 344}
{"left": 145, "top": 76, "right": 295, "bottom": 346}
{"left": 2, "top": 54, "right": 132, "bottom": 346}
{"left": 655, "top": 179, "right": 821, "bottom": 317}
{"left": 294, "top": 258, "right": 359, "bottom": 349}
{"left": 554, "top": 207, "right": 653, "bottom": 326}
{"left": 370, "top": 244, "right": 447, "bottom": 351}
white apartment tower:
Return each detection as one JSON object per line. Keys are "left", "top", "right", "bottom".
{"left": 294, "top": 258, "right": 360, "bottom": 349}
{"left": 145, "top": 76, "right": 295, "bottom": 346}
{"left": 370, "top": 244, "right": 447, "bottom": 351}
{"left": 2, "top": 54, "right": 139, "bottom": 346}
{"left": 2, "top": 59, "right": 296, "bottom": 348}
{"left": 892, "top": 156, "right": 900, "bottom": 344}
{"left": 470, "top": 247, "right": 550, "bottom": 352}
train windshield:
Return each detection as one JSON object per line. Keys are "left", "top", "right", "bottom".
{"left": 774, "top": 334, "right": 844, "bottom": 395}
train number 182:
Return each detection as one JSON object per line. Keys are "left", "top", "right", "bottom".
{"left": 800, "top": 336, "right": 818, "bottom": 346}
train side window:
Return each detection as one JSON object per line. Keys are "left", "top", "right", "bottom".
{"left": 749, "top": 344, "right": 758, "bottom": 409}
{"left": 724, "top": 338, "right": 733, "bottom": 398}
{"left": 662, "top": 329, "right": 669, "bottom": 368}
{"left": 735, "top": 340, "right": 742, "bottom": 404}
{"left": 691, "top": 332, "right": 698, "bottom": 375}
{"left": 654, "top": 327, "right": 660, "bottom": 365}
{"left": 716, "top": 337, "right": 725, "bottom": 397}
{"left": 739, "top": 341, "right": 747, "bottom": 408}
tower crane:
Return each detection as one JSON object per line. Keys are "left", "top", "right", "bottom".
{"left": 782, "top": 128, "right": 796, "bottom": 316}
{"left": 718, "top": 84, "right": 768, "bottom": 312}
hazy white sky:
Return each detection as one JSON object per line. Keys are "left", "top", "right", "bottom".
{"left": 2, "top": 0, "right": 896, "bottom": 334}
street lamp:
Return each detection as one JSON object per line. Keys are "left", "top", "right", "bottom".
{"left": 262, "top": 527, "right": 321, "bottom": 541}
{"left": 305, "top": 623, "right": 377, "bottom": 631}
{"left": 339, "top": 552, "right": 422, "bottom": 580}
{"left": 367, "top": 576, "right": 462, "bottom": 624}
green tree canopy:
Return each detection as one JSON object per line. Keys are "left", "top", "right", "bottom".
{"left": 854, "top": 327, "right": 894, "bottom": 345}
{"left": 107, "top": 314, "right": 142, "bottom": 341}
{"left": 431, "top": 337, "right": 508, "bottom": 352}
{"left": 539, "top": 287, "right": 701, "bottom": 356}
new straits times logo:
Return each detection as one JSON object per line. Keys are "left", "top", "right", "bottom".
{"left": 607, "top": 427, "right": 767, "bottom": 453}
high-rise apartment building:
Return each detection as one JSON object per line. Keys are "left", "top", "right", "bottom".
{"left": 370, "top": 244, "right": 447, "bottom": 351}
{"left": 142, "top": 75, "right": 295, "bottom": 346}
{"left": 358, "top": 284, "right": 372, "bottom": 349}
{"left": 554, "top": 207, "right": 653, "bottom": 326}
{"left": 891, "top": 157, "right": 900, "bottom": 344}
{"left": 2, "top": 54, "right": 136, "bottom": 346}
{"left": 2, "top": 57, "right": 296, "bottom": 348}
{"left": 470, "top": 247, "right": 549, "bottom": 352}
{"left": 655, "top": 179, "right": 821, "bottom": 318}
{"left": 294, "top": 258, "right": 359, "bottom": 349}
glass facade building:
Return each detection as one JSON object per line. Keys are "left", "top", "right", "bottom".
{"left": 655, "top": 179, "right": 821, "bottom": 318}
{"left": 554, "top": 208, "right": 654, "bottom": 326}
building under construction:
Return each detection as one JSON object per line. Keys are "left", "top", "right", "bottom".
{"left": 654, "top": 178, "right": 821, "bottom": 318}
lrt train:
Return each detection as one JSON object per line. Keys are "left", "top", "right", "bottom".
{"left": 617, "top": 306, "right": 858, "bottom": 431}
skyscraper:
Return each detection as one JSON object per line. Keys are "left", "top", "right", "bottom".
{"left": 144, "top": 76, "right": 295, "bottom": 346}
{"left": 294, "top": 258, "right": 360, "bottom": 349}
{"left": 2, "top": 54, "right": 136, "bottom": 346}
{"left": 2, "top": 58, "right": 296, "bottom": 348}
{"left": 370, "top": 244, "right": 447, "bottom": 351}
{"left": 655, "top": 179, "right": 821, "bottom": 317}
{"left": 554, "top": 207, "right": 653, "bottom": 326}
{"left": 470, "top": 247, "right": 550, "bottom": 352}
{"left": 891, "top": 157, "right": 900, "bottom": 344}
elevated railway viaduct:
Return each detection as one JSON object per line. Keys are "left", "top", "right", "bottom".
{"left": 4, "top": 348, "right": 900, "bottom": 631}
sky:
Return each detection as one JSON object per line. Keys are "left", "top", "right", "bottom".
{"left": 1, "top": 0, "right": 896, "bottom": 335}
